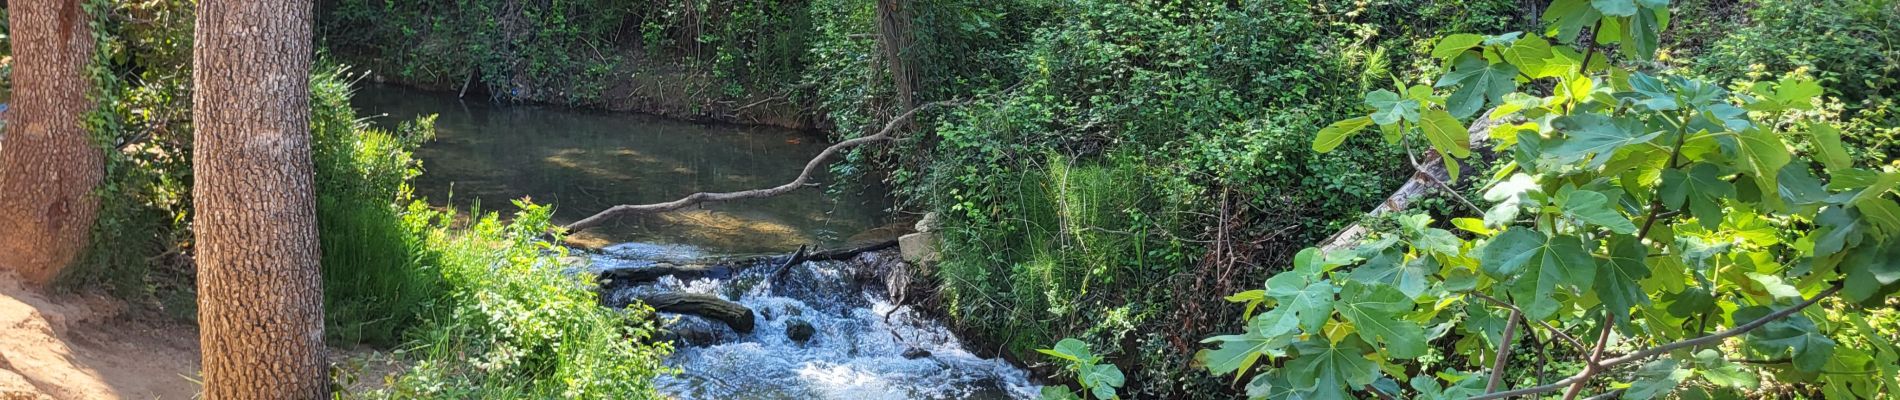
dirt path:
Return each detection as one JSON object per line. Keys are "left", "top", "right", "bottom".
{"left": 0, "top": 272, "right": 202, "bottom": 400}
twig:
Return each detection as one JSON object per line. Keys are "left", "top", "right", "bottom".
{"left": 1466, "top": 291, "right": 1587, "bottom": 350}
{"left": 562, "top": 100, "right": 962, "bottom": 232}
{"left": 1486, "top": 309, "right": 1522, "bottom": 393}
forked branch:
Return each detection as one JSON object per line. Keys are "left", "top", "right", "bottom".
{"left": 563, "top": 101, "right": 960, "bottom": 232}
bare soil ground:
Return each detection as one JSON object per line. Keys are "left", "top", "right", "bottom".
{"left": 0, "top": 272, "right": 201, "bottom": 399}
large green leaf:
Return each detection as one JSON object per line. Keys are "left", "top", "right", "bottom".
{"left": 1548, "top": 114, "right": 1661, "bottom": 166}
{"left": 1661, "top": 164, "right": 1735, "bottom": 229}
{"left": 1437, "top": 54, "right": 1519, "bottom": 118}
{"left": 1736, "top": 128, "right": 1791, "bottom": 193}
{"left": 1432, "top": 34, "right": 1485, "bottom": 59}
{"left": 1336, "top": 282, "right": 1427, "bottom": 359}
{"left": 1420, "top": 109, "right": 1472, "bottom": 159}
{"left": 1480, "top": 228, "right": 1544, "bottom": 278}
{"left": 1193, "top": 314, "right": 1299, "bottom": 377}
{"left": 1481, "top": 229, "right": 1596, "bottom": 319}
{"left": 1039, "top": 338, "right": 1093, "bottom": 363}
{"left": 1314, "top": 116, "right": 1375, "bottom": 153}
{"left": 1365, "top": 90, "right": 1420, "bottom": 125}
{"left": 1736, "top": 307, "right": 1836, "bottom": 373}
{"left": 1284, "top": 339, "right": 1380, "bottom": 393}
{"left": 1544, "top": 0, "right": 1603, "bottom": 43}
{"left": 1261, "top": 275, "right": 1337, "bottom": 333}
{"left": 1596, "top": 235, "right": 1651, "bottom": 320}
{"left": 1809, "top": 124, "right": 1852, "bottom": 172}
{"left": 1562, "top": 189, "right": 1638, "bottom": 234}
{"left": 1591, "top": 0, "right": 1638, "bottom": 16}
{"left": 1501, "top": 36, "right": 1552, "bottom": 75}
{"left": 1841, "top": 241, "right": 1900, "bottom": 303}
{"left": 1083, "top": 364, "right": 1124, "bottom": 399}
{"left": 1621, "top": 9, "right": 1661, "bottom": 60}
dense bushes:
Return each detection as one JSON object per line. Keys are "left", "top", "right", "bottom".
{"left": 909, "top": 1, "right": 1520, "bottom": 396}
{"left": 1674, "top": 0, "right": 1899, "bottom": 165}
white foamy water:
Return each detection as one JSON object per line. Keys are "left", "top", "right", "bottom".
{"left": 594, "top": 247, "right": 1039, "bottom": 399}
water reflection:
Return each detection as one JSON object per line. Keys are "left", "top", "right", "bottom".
{"left": 352, "top": 85, "right": 897, "bottom": 254}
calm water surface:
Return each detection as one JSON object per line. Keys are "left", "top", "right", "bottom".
{"left": 354, "top": 85, "right": 898, "bottom": 254}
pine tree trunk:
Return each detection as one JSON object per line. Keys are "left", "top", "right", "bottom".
{"left": 191, "top": 0, "right": 327, "bottom": 398}
{"left": 0, "top": 0, "right": 104, "bottom": 288}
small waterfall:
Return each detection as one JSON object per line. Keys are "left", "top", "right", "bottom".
{"left": 594, "top": 243, "right": 1039, "bottom": 399}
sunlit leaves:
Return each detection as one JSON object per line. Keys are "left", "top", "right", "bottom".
{"left": 1501, "top": 37, "right": 1553, "bottom": 77}
{"left": 1040, "top": 338, "right": 1124, "bottom": 399}
{"left": 1366, "top": 90, "right": 1420, "bottom": 125}
{"left": 1432, "top": 34, "right": 1484, "bottom": 60}
{"left": 1313, "top": 116, "right": 1374, "bottom": 153}
{"left": 1420, "top": 109, "right": 1471, "bottom": 158}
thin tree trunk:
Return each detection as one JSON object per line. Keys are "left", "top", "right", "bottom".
{"left": 874, "top": 0, "right": 917, "bottom": 111}
{"left": 0, "top": 0, "right": 103, "bottom": 288}
{"left": 192, "top": 0, "right": 327, "bottom": 398}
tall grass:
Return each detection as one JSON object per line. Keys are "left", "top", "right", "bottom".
{"left": 935, "top": 153, "right": 1193, "bottom": 358}
{"left": 310, "top": 67, "right": 443, "bottom": 345}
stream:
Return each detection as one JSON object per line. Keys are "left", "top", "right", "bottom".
{"left": 355, "top": 85, "right": 1039, "bottom": 399}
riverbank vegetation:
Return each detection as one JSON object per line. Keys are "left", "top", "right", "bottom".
{"left": 322, "top": 0, "right": 1899, "bottom": 398}
{"left": 1, "top": 0, "right": 1896, "bottom": 398}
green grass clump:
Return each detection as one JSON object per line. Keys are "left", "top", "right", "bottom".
{"left": 362, "top": 201, "right": 673, "bottom": 399}
{"left": 310, "top": 66, "right": 445, "bottom": 346}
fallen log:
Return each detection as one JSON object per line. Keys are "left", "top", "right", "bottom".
{"left": 637, "top": 292, "right": 756, "bottom": 334}
{"left": 1319, "top": 109, "right": 1502, "bottom": 253}
{"left": 596, "top": 239, "right": 901, "bottom": 285}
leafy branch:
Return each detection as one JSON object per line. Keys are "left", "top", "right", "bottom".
{"left": 1474, "top": 283, "right": 1844, "bottom": 400}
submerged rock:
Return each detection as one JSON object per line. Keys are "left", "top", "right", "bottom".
{"left": 785, "top": 318, "right": 815, "bottom": 342}
{"left": 902, "top": 347, "right": 932, "bottom": 359}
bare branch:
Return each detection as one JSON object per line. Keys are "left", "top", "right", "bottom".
{"left": 562, "top": 100, "right": 961, "bottom": 232}
{"left": 1485, "top": 309, "right": 1521, "bottom": 394}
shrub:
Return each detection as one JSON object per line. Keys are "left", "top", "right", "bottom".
{"left": 361, "top": 201, "right": 672, "bottom": 399}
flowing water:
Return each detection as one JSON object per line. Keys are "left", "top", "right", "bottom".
{"left": 355, "top": 85, "right": 1039, "bottom": 399}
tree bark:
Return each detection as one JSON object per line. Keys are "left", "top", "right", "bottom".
{"left": 874, "top": 0, "right": 917, "bottom": 110}
{"left": 0, "top": 0, "right": 103, "bottom": 288}
{"left": 191, "top": 0, "right": 327, "bottom": 398}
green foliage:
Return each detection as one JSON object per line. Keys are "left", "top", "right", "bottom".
{"left": 321, "top": 0, "right": 638, "bottom": 103}
{"left": 911, "top": 1, "right": 1522, "bottom": 396}
{"left": 360, "top": 202, "right": 673, "bottom": 399}
{"left": 65, "top": 0, "right": 197, "bottom": 301}
{"left": 1202, "top": 1, "right": 1900, "bottom": 398}
{"left": 309, "top": 67, "right": 444, "bottom": 346}
{"left": 1038, "top": 338, "right": 1125, "bottom": 400}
